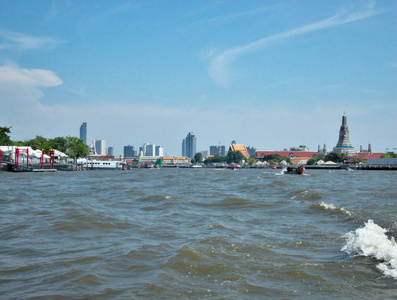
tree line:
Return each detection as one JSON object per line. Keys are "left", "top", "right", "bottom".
{"left": 307, "top": 152, "right": 349, "bottom": 165}
{"left": 0, "top": 126, "right": 90, "bottom": 159}
{"left": 193, "top": 151, "right": 247, "bottom": 165}
{"left": 200, "top": 152, "right": 291, "bottom": 165}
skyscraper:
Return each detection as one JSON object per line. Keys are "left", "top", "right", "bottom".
{"left": 182, "top": 139, "right": 186, "bottom": 157}
{"left": 184, "top": 132, "right": 196, "bottom": 159}
{"left": 79, "top": 122, "right": 87, "bottom": 145}
{"left": 155, "top": 145, "right": 164, "bottom": 157}
{"left": 93, "top": 139, "right": 106, "bottom": 155}
{"left": 108, "top": 147, "right": 114, "bottom": 156}
{"left": 124, "top": 145, "right": 136, "bottom": 158}
{"left": 333, "top": 112, "right": 356, "bottom": 156}
{"left": 142, "top": 143, "right": 155, "bottom": 156}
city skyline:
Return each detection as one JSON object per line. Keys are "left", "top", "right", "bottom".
{"left": 79, "top": 113, "right": 389, "bottom": 158}
{"left": 1, "top": 1, "right": 396, "bottom": 155}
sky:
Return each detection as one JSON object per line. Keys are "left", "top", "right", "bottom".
{"left": 0, "top": 0, "right": 396, "bottom": 156}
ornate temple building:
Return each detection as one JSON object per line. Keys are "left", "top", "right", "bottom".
{"left": 333, "top": 112, "right": 356, "bottom": 156}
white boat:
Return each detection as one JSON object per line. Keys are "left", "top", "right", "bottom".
{"left": 86, "top": 160, "right": 122, "bottom": 170}
{"left": 191, "top": 164, "right": 202, "bottom": 168}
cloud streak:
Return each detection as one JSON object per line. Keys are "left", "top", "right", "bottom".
{"left": 208, "top": 5, "right": 382, "bottom": 86}
{"left": 0, "top": 29, "right": 64, "bottom": 51}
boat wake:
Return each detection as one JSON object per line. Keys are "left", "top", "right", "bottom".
{"left": 341, "top": 220, "right": 397, "bottom": 279}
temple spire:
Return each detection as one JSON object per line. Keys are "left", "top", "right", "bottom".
{"left": 333, "top": 112, "right": 356, "bottom": 155}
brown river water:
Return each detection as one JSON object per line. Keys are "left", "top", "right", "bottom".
{"left": 1, "top": 168, "right": 396, "bottom": 299}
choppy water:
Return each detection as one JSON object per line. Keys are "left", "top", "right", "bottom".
{"left": 1, "top": 168, "right": 396, "bottom": 299}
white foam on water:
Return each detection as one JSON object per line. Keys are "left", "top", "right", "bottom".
{"left": 341, "top": 220, "right": 397, "bottom": 279}
{"left": 320, "top": 201, "right": 352, "bottom": 216}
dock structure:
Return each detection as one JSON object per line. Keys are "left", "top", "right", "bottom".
{"left": 1, "top": 147, "right": 75, "bottom": 172}
{"left": 2, "top": 161, "right": 76, "bottom": 172}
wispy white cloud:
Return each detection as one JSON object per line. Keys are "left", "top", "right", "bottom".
{"left": 0, "top": 29, "right": 64, "bottom": 51}
{"left": 208, "top": 4, "right": 382, "bottom": 86}
{"left": 81, "top": 1, "right": 142, "bottom": 29}
{"left": 201, "top": 5, "right": 282, "bottom": 25}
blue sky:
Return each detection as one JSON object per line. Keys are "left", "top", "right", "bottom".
{"left": 1, "top": 0, "right": 396, "bottom": 156}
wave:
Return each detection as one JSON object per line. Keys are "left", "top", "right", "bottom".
{"left": 289, "top": 190, "right": 327, "bottom": 201}
{"left": 341, "top": 220, "right": 397, "bottom": 279}
{"left": 318, "top": 201, "right": 352, "bottom": 216}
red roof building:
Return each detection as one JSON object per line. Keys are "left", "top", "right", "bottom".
{"left": 256, "top": 151, "right": 318, "bottom": 159}
{"left": 349, "top": 153, "right": 383, "bottom": 160}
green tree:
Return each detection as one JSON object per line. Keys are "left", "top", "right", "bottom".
{"left": 65, "top": 136, "right": 90, "bottom": 159}
{"left": 325, "top": 152, "right": 348, "bottom": 163}
{"left": 24, "top": 135, "right": 49, "bottom": 150}
{"left": 381, "top": 152, "right": 397, "bottom": 158}
{"left": 12, "top": 141, "right": 25, "bottom": 146}
{"left": 204, "top": 154, "right": 222, "bottom": 164}
{"left": 0, "top": 126, "right": 13, "bottom": 145}
{"left": 307, "top": 158, "right": 317, "bottom": 165}
{"left": 247, "top": 157, "right": 257, "bottom": 165}
{"left": 352, "top": 157, "right": 366, "bottom": 164}
{"left": 48, "top": 137, "right": 68, "bottom": 153}
{"left": 226, "top": 151, "right": 245, "bottom": 164}
{"left": 194, "top": 152, "right": 203, "bottom": 164}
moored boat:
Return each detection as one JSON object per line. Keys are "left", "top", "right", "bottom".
{"left": 191, "top": 164, "right": 202, "bottom": 168}
{"left": 87, "top": 160, "right": 122, "bottom": 170}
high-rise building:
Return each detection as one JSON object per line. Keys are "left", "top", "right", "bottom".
{"left": 155, "top": 145, "right": 164, "bottom": 157}
{"left": 182, "top": 139, "right": 186, "bottom": 157}
{"left": 183, "top": 132, "right": 196, "bottom": 159}
{"left": 93, "top": 139, "right": 106, "bottom": 155}
{"left": 124, "top": 145, "right": 136, "bottom": 158}
{"left": 210, "top": 145, "right": 226, "bottom": 156}
{"left": 333, "top": 112, "right": 356, "bottom": 156}
{"left": 142, "top": 143, "right": 155, "bottom": 156}
{"left": 79, "top": 122, "right": 87, "bottom": 145}
{"left": 138, "top": 143, "right": 163, "bottom": 157}
{"left": 108, "top": 147, "right": 114, "bottom": 156}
